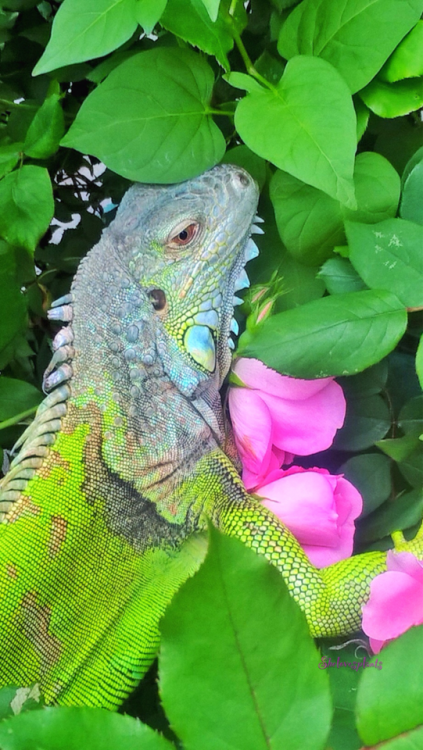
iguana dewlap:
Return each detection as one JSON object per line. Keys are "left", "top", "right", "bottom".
{"left": 0, "top": 165, "right": 421, "bottom": 708}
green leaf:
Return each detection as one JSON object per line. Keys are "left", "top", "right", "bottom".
{"left": 376, "top": 433, "right": 420, "bottom": 462}
{"left": 199, "top": 0, "right": 221, "bottom": 21}
{"left": 359, "top": 77, "right": 423, "bottom": 118}
{"left": 161, "top": 0, "right": 246, "bottom": 71}
{"left": 23, "top": 92, "right": 65, "bottom": 159}
{"left": 333, "top": 394, "right": 391, "bottom": 452}
{"left": 380, "top": 20, "right": 423, "bottom": 82}
{"left": 400, "top": 159, "right": 423, "bottom": 226}
{"left": 345, "top": 218, "right": 423, "bottom": 308}
{"left": 160, "top": 527, "right": 331, "bottom": 750}
{"left": 356, "top": 625, "right": 423, "bottom": 745}
{"left": 135, "top": 0, "right": 167, "bottom": 33}
{"left": 270, "top": 152, "right": 399, "bottom": 265}
{"left": 270, "top": 170, "right": 345, "bottom": 266}
{"left": 0, "top": 707, "right": 174, "bottom": 750}
{"left": 339, "top": 453, "right": 392, "bottom": 516}
{"left": 225, "top": 71, "right": 264, "bottom": 93}
{"left": 358, "top": 488, "right": 423, "bottom": 542}
{"left": 0, "top": 142, "right": 23, "bottom": 179}
{"left": 0, "top": 377, "right": 42, "bottom": 426}
{"left": 61, "top": 48, "right": 225, "bottom": 183}
{"left": 398, "top": 443, "right": 423, "bottom": 488}
{"left": 343, "top": 152, "right": 401, "bottom": 224}
{"left": 235, "top": 56, "right": 356, "bottom": 207}
{"left": 0, "top": 166, "right": 54, "bottom": 252}
{"left": 277, "top": 0, "right": 423, "bottom": 93}
{"left": 318, "top": 258, "right": 367, "bottom": 295}
{"left": 0, "top": 243, "right": 27, "bottom": 359}
{"left": 238, "top": 290, "right": 407, "bottom": 378}
{"left": 339, "top": 359, "right": 388, "bottom": 398}
{"left": 33, "top": 0, "right": 139, "bottom": 76}
{"left": 402, "top": 145, "right": 423, "bottom": 185}
{"left": 416, "top": 336, "right": 423, "bottom": 389}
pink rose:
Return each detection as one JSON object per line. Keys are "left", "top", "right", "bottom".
{"left": 228, "top": 358, "right": 346, "bottom": 489}
{"left": 255, "top": 466, "right": 363, "bottom": 568}
{"left": 362, "top": 551, "right": 423, "bottom": 654}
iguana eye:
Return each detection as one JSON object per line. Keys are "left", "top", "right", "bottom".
{"left": 167, "top": 222, "right": 199, "bottom": 248}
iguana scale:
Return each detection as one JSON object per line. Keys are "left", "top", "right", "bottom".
{"left": 0, "top": 165, "right": 421, "bottom": 708}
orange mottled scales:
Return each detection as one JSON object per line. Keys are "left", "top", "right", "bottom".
{"left": 0, "top": 165, "right": 422, "bottom": 708}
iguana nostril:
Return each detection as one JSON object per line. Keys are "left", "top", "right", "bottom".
{"left": 236, "top": 170, "right": 250, "bottom": 187}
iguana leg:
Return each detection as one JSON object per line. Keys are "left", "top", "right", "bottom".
{"left": 202, "top": 451, "right": 423, "bottom": 637}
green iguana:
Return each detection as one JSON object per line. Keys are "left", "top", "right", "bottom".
{"left": 0, "top": 164, "right": 421, "bottom": 709}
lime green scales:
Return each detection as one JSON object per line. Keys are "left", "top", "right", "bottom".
{"left": 0, "top": 165, "right": 422, "bottom": 708}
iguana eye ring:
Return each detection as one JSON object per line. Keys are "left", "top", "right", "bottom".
{"left": 148, "top": 288, "right": 167, "bottom": 311}
{"left": 167, "top": 222, "right": 199, "bottom": 248}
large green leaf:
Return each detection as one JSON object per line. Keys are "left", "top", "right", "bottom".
{"left": 270, "top": 152, "right": 400, "bottom": 264}
{"left": 238, "top": 290, "right": 407, "bottom": 378}
{"left": 359, "top": 76, "right": 423, "bottom": 118}
{"left": 233, "top": 56, "right": 356, "bottom": 207}
{"left": 161, "top": 0, "right": 246, "bottom": 71}
{"left": 356, "top": 625, "right": 423, "bottom": 745}
{"left": 33, "top": 0, "right": 138, "bottom": 76}
{"left": 0, "top": 166, "right": 54, "bottom": 252}
{"left": 61, "top": 48, "right": 225, "bottom": 183}
{"left": 160, "top": 527, "right": 332, "bottom": 750}
{"left": 277, "top": 0, "right": 423, "bottom": 93}
{"left": 0, "top": 707, "right": 174, "bottom": 750}
{"left": 345, "top": 218, "right": 423, "bottom": 308}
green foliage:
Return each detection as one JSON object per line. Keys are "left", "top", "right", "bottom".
{"left": 232, "top": 57, "right": 357, "bottom": 207}
{"left": 0, "top": 0, "right": 422, "bottom": 744}
{"left": 277, "top": 0, "right": 423, "bottom": 93}
{"left": 345, "top": 217, "right": 423, "bottom": 307}
{"left": 356, "top": 625, "right": 423, "bottom": 745}
{"left": 160, "top": 528, "right": 331, "bottom": 750}
{"left": 0, "top": 166, "right": 54, "bottom": 252}
{"left": 33, "top": 0, "right": 140, "bottom": 75}
{"left": 0, "top": 706, "right": 174, "bottom": 749}
{"left": 238, "top": 290, "right": 407, "bottom": 378}
{"left": 62, "top": 48, "right": 226, "bottom": 182}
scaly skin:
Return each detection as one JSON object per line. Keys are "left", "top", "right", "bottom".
{"left": 0, "top": 165, "right": 421, "bottom": 709}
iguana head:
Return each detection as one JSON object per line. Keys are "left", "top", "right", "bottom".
{"left": 107, "top": 164, "right": 260, "bottom": 390}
